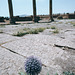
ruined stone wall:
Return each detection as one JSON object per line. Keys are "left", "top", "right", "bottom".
{"left": 13, "top": 16, "right": 40, "bottom": 21}
{"left": 0, "top": 17, "right": 4, "bottom": 22}
{"left": 62, "top": 13, "right": 75, "bottom": 19}
{"left": 68, "top": 14, "right": 75, "bottom": 19}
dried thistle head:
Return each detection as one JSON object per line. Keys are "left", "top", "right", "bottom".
{"left": 25, "top": 56, "right": 42, "bottom": 75}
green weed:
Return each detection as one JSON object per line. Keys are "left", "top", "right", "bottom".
{"left": 23, "top": 28, "right": 30, "bottom": 31}
{"left": 63, "top": 71, "right": 75, "bottom": 75}
{"left": 0, "top": 25, "right": 5, "bottom": 28}
{"left": 52, "top": 29, "right": 59, "bottom": 33}
{"left": 73, "top": 24, "right": 75, "bottom": 26}
{"left": 69, "top": 22, "right": 75, "bottom": 25}
{"left": 13, "top": 27, "right": 45, "bottom": 37}
{"left": 0, "top": 30, "right": 3, "bottom": 33}
{"left": 51, "top": 26, "right": 56, "bottom": 29}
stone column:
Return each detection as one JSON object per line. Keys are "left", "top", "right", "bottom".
{"left": 74, "top": 11, "right": 75, "bottom": 14}
{"left": 33, "top": 0, "right": 38, "bottom": 22}
{"left": 49, "top": 0, "right": 54, "bottom": 21}
{"left": 8, "top": 0, "right": 15, "bottom": 24}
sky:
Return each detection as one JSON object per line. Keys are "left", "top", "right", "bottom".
{"left": 0, "top": 0, "right": 75, "bottom": 17}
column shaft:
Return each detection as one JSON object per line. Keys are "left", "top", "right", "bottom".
{"left": 8, "top": 0, "right": 15, "bottom": 24}
{"left": 33, "top": 0, "right": 38, "bottom": 22}
{"left": 49, "top": 0, "right": 54, "bottom": 21}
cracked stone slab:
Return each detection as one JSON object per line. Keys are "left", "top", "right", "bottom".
{"left": 0, "top": 47, "right": 26, "bottom": 75}
{"left": 60, "top": 29, "right": 75, "bottom": 39}
{"left": 2, "top": 34, "right": 75, "bottom": 74}
{"left": 54, "top": 38, "right": 75, "bottom": 49}
{"left": 0, "top": 34, "right": 20, "bottom": 45}
{"left": 64, "top": 29, "right": 75, "bottom": 41}
{"left": 0, "top": 46, "right": 52, "bottom": 75}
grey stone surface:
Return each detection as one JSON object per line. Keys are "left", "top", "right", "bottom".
{"left": 2, "top": 34, "right": 75, "bottom": 74}
{"left": 0, "top": 34, "right": 20, "bottom": 45}
{"left": 0, "top": 47, "right": 25, "bottom": 75}
{"left": 0, "top": 19, "right": 75, "bottom": 75}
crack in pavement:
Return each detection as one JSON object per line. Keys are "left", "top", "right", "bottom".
{"left": 54, "top": 44, "right": 75, "bottom": 50}
{"left": 0, "top": 45, "right": 47, "bottom": 67}
{"left": 0, "top": 45, "right": 26, "bottom": 58}
{"left": 64, "top": 29, "right": 74, "bottom": 32}
{"left": 0, "top": 40, "right": 14, "bottom": 46}
{"left": 0, "top": 38, "right": 22, "bottom": 46}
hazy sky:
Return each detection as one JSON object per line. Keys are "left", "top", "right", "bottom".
{"left": 0, "top": 0, "right": 75, "bottom": 17}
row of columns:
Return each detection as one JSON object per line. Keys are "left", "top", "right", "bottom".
{"left": 8, "top": 0, "right": 54, "bottom": 24}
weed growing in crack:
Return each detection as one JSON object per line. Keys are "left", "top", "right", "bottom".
{"left": 69, "top": 22, "right": 75, "bottom": 25}
{"left": 52, "top": 29, "right": 59, "bottom": 33}
{"left": 63, "top": 71, "right": 75, "bottom": 75}
{"left": 19, "top": 70, "right": 75, "bottom": 75}
{"left": 13, "top": 27, "right": 46, "bottom": 37}
{"left": 23, "top": 28, "right": 30, "bottom": 31}
{"left": 51, "top": 26, "right": 56, "bottom": 29}
{"left": 28, "top": 29, "right": 39, "bottom": 34}
{"left": 73, "top": 24, "right": 75, "bottom": 26}
{"left": 13, "top": 31, "right": 29, "bottom": 37}
{"left": 0, "top": 30, "right": 3, "bottom": 33}
{"left": 0, "top": 25, "right": 5, "bottom": 28}
{"left": 47, "top": 23, "right": 50, "bottom": 25}
{"left": 37, "top": 28, "right": 46, "bottom": 32}
{"left": 19, "top": 56, "right": 75, "bottom": 75}
{"left": 46, "top": 27, "right": 50, "bottom": 29}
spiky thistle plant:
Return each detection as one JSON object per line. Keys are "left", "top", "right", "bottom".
{"left": 25, "top": 56, "right": 42, "bottom": 75}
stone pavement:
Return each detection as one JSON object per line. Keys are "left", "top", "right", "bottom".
{"left": 0, "top": 19, "right": 75, "bottom": 75}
